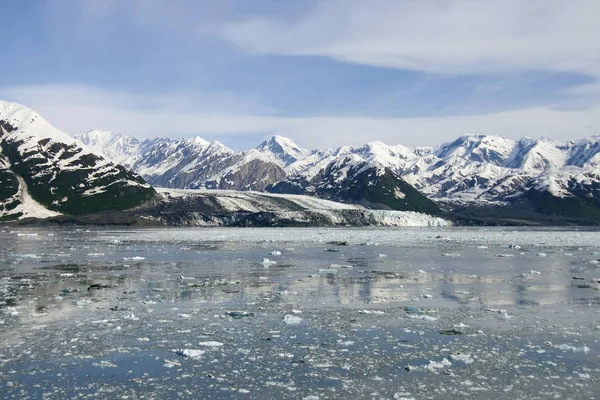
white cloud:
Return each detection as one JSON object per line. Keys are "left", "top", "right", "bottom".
{"left": 223, "top": 0, "right": 600, "bottom": 79}
{"left": 1, "top": 84, "right": 598, "bottom": 149}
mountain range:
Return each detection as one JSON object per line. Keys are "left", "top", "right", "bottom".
{"left": 2, "top": 98, "right": 600, "bottom": 224}
{"left": 77, "top": 128, "right": 600, "bottom": 222}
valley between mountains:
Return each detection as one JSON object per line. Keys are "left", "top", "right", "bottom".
{"left": 2, "top": 99, "right": 600, "bottom": 226}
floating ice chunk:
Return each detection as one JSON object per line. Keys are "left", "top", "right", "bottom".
{"left": 477, "top": 245, "right": 488, "bottom": 249}
{"left": 553, "top": 344, "right": 590, "bottom": 353}
{"left": 171, "top": 349, "right": 205, "bottom": 359}
{"left": 574, "top": 372, "right": 591, "bottom": 380}
{"left": 137, "top": 337, "right": 150, "bottom": 342}
{"left": 87, "top": 253, "right": 105, "bottom": 257}
{"left": 441, "top": 253, "right": 461, "bottom": 257}
{"left": 262, "top": 258, "right": 277, "bottom": 266}
{"left": 358, "top": 310, "right": 385, "bottom": 315}
{"left": 283, "top": 314, "right": 303, "bottom": 325}
{"left": 410, "top": 315, "right": 438, "bottom": 322}
{"left": 508, "top": 244, "right": 521, "bottom": 249}
{"left": 5, "top": 307, "right": 19, "bottom": 317}
{"left": 378, "top": 254, "right": 387, "bottom": 258}
{"left": 330, "top": 264, "right": 352, "bottom": 269}
{"left": 73, "top": 299, "right": 91, "bottom": 307}
{"left": 291, "top": 309, "right": 302, "bottom": 314}
{"left": 450, "top": 353, "right": 474, "bottom": 364}
{"left": 422, "top": 294, "right": 433, "bottom": 299}
{"left": 11, "top": 254, "right": 40, "bottom": 259}
{"left": 317, "top": 268, "right": 337, "bottom": 273}
{"left": 198, "top": 341, "right": 224, "bottom": 347}
{"left": 178, "top": 313, "right": 193, "bottom": 319}
{"left": 163, "top": 359, "right": 181, "bottom": 368}
{"left": 530, "top": 270, "right": 541, "bottom": 275}
{"left": 426, "top": 358, "right": 452, "bottom": 371}
{"left": 303, "top": 396, "right": 320, "bottom": 400}
{"left": 124, "top": 313, "right": 139, "bottom": 321}
{"left": 485, "top": 308, "right": 507, "bottom": 314}
{"left": 92, "top": 361, "right": 117, "bottom": 368}
{"left": 417, "top": 270, "right": 427, "bottom": 274}
{"left": 122, "top": 256, "right": 145, "bottom": 261}
{"left": 226, "top": 311, "right": 254, "bottom": 319}
{"left": 393, "top": 394, "right": 416, "bottom": 400}
{"left": 536, "top": 253, "right": 547, "bottom": 257}
{"left": 268, "top": 251, "right": 282, "bottom": 256}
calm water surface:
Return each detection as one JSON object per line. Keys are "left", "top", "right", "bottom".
{"left": 0, "top": 227, "right": 599, "bottom": 399}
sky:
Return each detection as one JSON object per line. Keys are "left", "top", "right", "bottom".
{"left": 1, "top": 0, "right": 599, "bottom": 150}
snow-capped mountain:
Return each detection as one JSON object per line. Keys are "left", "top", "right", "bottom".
{"left": 0, "top": 101, "right": 156, "bottom": 220}
{"left": 77, "top": 128, "right": 600, "bottom": 220}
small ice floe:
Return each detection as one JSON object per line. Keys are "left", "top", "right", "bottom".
{"left": 59, "top": 273, "right": 74, "bottom": 277}
{"left": 163, "top": 359, "right": 181, "bottom": 368}
{"left": 5, "top": 307, "right": 19, "bottom": 317}
{"left": 485, "top": 308, "right": 507, "bottom": 315}
{"left": 574, "top": 372, "right": 591, "bottom": 380}
{"left": 11, "top": 254, "right": 40, "bottom": 259}
{"left": 283, "top": 314, "right": 303, "bottom": 325}
{"left": 17, "top": 233, "right": 38, "bottom": 237}
{"left": 536, "top": 252, "right": 547, "bottom": 257}
{"left": 302, "top": 396, "right": 320, "bottom": 400}
{"left": 291, "top": 309, "right": 302, "bottom": 314}
{"left": 404, "top": 306, "right": 422, "bottom": 315}
{"left": 508, "top": 244, "right": 521, "bottom": 249}
{"left": 477, "top": 245, "right": 488, "bottom": 249}
{"left": 449, "top": 353, "right": 474, "bottom": 364}
{"left": 317, "top": 268, "right": 337, "bottom": 273}
{"left": 425, "top": 358, "right": 452, "bottom": 371}
{"left": 226, "top": 311, "right": 254, "bottom": 319}
{"left": 171, "top": 349, "right": 205, "bottom": 359}
{"left": 330, "top": 264, "right": 352, "bottom": 269}
{"left": 122, "top": 256, "right": 145, "bottom": 261}
{"left": 262, "top": 258, "right": 277, "bottom": 266}
{"left": 137, "top": 337, "right": 150, "bottom": 342}
{"left": 73, "top": 299, "right": 91, "bottom": 307}
{"left": 178, "top": 313, "right": 193, "bottom": 319}
{"left": 268, "top": 251, "right": 282, "bottom": 256}
{"left": 198, "top": 341, "right": 224, "bottom": 347}
{"left": 358, "top": 310, "right": 385, "bottom": 315}
{"left": 530, "top": 270, "right": 541, "bottom": 275}
{"left": 422, "top": 294, "right": 433, "bottom": 299}
{"left": 410, "top": 315, "right": 438, "bottom": 322}
{"left": 553, "top": 344, "right": 590, "bottom": 353}
{"left": 417, "top": 270, "right": 427, "bottom": 274}
{"left": 378, "top": 254, "right": 387, "bottom": 258}
{"left": 441, "top": 252, "right": 460, "bottom": 257}
{"left": 92, "top": 361, "right": 117, "bottom": 368}
{"left": 87, "top": 253, "right": 105, "bottom": 257}
{"left": 124, "top": 313, "right": 139, "bottom": 321}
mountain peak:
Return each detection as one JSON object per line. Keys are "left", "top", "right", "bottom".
{"left": 256, "top": 135, "right": 308, "bottom": 166}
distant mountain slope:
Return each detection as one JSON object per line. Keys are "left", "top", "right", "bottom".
{"left": 77, "top": 126, "right": 600, "bottom": 221}
{"left": 0, "top": 101, "right": 156, "bottom": 220}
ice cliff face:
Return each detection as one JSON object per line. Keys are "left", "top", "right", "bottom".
{"left": 0, "top": 101, "right": 156, "bottom": 220}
